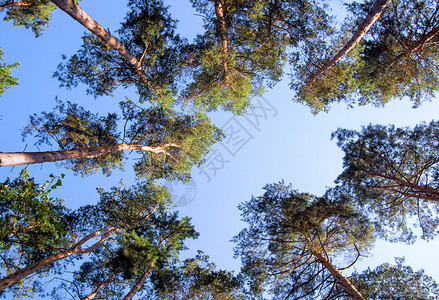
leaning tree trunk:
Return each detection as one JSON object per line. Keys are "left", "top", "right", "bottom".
{"left": 312, "top": 250, "right": 365, "bottom": 300}
{"left": 0, "top": 143, "right": 180, "bottom": 167}
{"left": 81, "top": 273, "right": 117, "bottom": 300}
{"left": 308, "top": 0, "right": 391, "bottom": 85}
{"left": 122, "top": 262, "right": 155, "bottom": 300}
{"left": 0, "top": 226, "right": 118, "bottom": 291}
{"left": 49, "top": 0, "right": 148, "bottom": 83}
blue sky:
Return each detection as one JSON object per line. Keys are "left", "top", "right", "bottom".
{"left": 1, "top": 0, "right": 439, "bottom": 296}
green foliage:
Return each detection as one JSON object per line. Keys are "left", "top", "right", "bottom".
{"left": 0, "top": 169, "right": 70, "bottom": 299}
{"left": 53, "top": 0, "right": 332, "bottom": 114}
{"left": 71, "top": 180, "right": 171, "bottom": 235}
{"left": 1, "top": 0, "right": 56, "bottom": 36}
{"left": 349, "top": 258, "right": 439, "bottom": 299}
{"left": 54, "top": 0, "right": 182, "bottom": 107}
{"left": 0, "top": 169, "right": 69, "bottom": 263}
{"left": 23, "top": 99, "right": 223, "bottom": 180}
{"left": 334, "top": 121, "right": 439, "bottom": 241}
{"left": 0, "top": 47, "right": 19, "bottom": 97}
{"left": 111, "top": 212, "right": 198, "bottom": 280}
{"left": 293, "top": 45, "right": 363, "bottom": 114}
{"left": 50, "top": 194, "right": 199, "bottom": 300}
{"left": 233, "top": 182, "right": 375, "bottom": 299}
{"left": 182, "top": 0, "right": 332, "bottom": 114}
{"left": 350, "top": 0, "right": 439, "bottom": 107}
{"left": 151, "top": 250, "right": 243, "bottom": 299}
{"left": 24, "top": 99, "right": 122, "bottom": 176}
{"left": 293, "top": 0, "right": 439, "bottom": 112}
{"left": 1, "top": 179, "right": 175, "bottom": 298}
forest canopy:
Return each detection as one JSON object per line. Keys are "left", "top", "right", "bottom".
{"left": 1, "top": 0, "right": 439, "bottom": 299}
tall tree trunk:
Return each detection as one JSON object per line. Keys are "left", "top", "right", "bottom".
{"left": 311, "top": 250, "right": 364, "bottom": 300}
{"left": 0, "top": 143, "right": 181, "bottom": 167}
{"left": 49, "top": 0, "right": 148, "bottom": 83}
{"left": 308, "top": 0, "right": 391, "bottom": 85}
{"left": 386, "top": 24, "right": 439, "bottom": 69}
{"left": 0, "top": 226, "right": 118, "bottom": 291}
{"left": 213, "top": 0, "right": 230, "bottom": 86}
{"left": 122, "top": 262, "right": 155, "bottom": 300}
{"left": 81, "top": 273, "right": 117, "bottom": 300}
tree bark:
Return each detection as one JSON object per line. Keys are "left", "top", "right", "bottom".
{"left": 49, "top": 0, "right": 148, "bottom": 83}
{"left": 81, "top": 273, "right": 117, "bottom": 300}
{"left": 308, "top": 0, "right": 391, "bottom": 85}
{"left": 213, "top": 0, "right": 230, "bottom": 86}
{"left": 0, "top": 143, "right": 181, "bottom": 167}
{"left": 311, "top": 250, "right": 364, "bottom": 300}
{"left": 0, "top": 226, "right": 118, "bottom": 291}
{"left": 386, "top": 24, "right": 439, "bottom": 69}
{"left": 122, "top": 262, "right": 155, "bottom": 300}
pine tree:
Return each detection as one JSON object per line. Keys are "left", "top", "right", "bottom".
{"left": 233, "top": 182, "right": 374, "bottom": 299}
{"left": 334, "top": 121, "right": 439, "bottom": 241}
{"left": 0, "top": 100, "right": 222, "bottom": 181}
{"left": 0, "top": 180, "right": 170, "bottom": 293}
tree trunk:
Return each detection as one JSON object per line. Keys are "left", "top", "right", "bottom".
{"left": 122, "top": 262, "right": 155, "bottom": 300}
{"left": 0, "top": 226, "right": 117, "bottom": 292}
{"left": 213, "top": 0, "right": 230, "bottom": 86}
{"left": 312, "top": 250, "right": 364, "bottom": 300}
{"left": 49, "top": 0, "right": 147, "bottom": 83}
{"left": 309, "top": 0, "right": 391, "bottom": 85}
{"left": 386, "top": 24, "right": 439, "bottom": 69}
{"left": 81, "top": 273, "right": 117, "bottom": 300}
{"left": 0, "top": 143, "right": 180, "bottom": 167}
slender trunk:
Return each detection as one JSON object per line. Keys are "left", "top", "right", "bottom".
{"left": 81, "top": 273, "right": 117, "bottom": 300}
{"left": 0, "top": 1, "right": 30, "bottom": 9}
{"left": 49, "top": 0, "right": 148, "bottom": 83}
{"left": 386, "top": 24, "right": 439, "bottom": 70}
{"left": 0, "top": 143, "right": 181, "bottom": 167}
{"left": 308, "top": 0, "right": 391, "bottom": 85}
{"left": 122, "top": 262, "right": 155, "bottom": 300}
{"left": 213, "top": 0, "right": 230, "bottom": 86}
{"left": 312, "top": 250, "right": 364, "bottom": 300}
{"left": 0, "top": 226, "right": 118, "bottom": 291}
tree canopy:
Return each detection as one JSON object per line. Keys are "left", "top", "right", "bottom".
{"left": 151, "top": 250, "right": 242, "bottom": 299}
{"left": 0, "top": 0, "right": 56, "bottom": 36}
{"left": 349, "top": 258, "right": 439, "bottom": 299}
{"left": 334, "top": 121, "right": 439, "bottom": 241}
{"left": 2, "top": 0, "right": 439, "bottom": 297}
{"left": 55, "top": 210, "right": 199, "bottom": 300}
{"left": 53, "top": 0, "right": 333, "bottom": 114}
{"left": 0, "top": 176, "right": 173, "bottom": 296}
{"left": 233, "top": 182, "right": 375, "bottom": 299}
{"left": 0, "top": 99, "right": 224, "bottom": 181}
{"left": 0, "top": 170, "right": 68, "bottom": 299}
{"left": 293, "top": 0, "right": 439, "bottom": 113}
